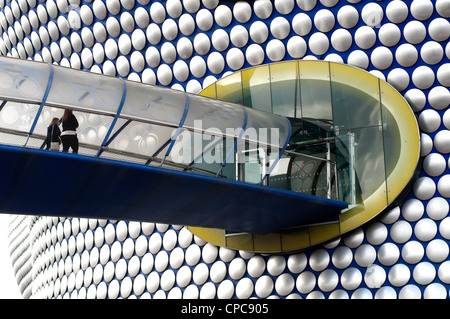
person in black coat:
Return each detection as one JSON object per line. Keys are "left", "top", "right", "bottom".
{"left": 46, "top": 117, "right": 61, "bottom": 151}
{"left": 60, "top": 109, "right": 79, "bottom": 154}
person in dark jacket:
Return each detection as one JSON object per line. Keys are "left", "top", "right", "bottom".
{"left": 60, "top": 109, "right": 79, "bottom": 154}
{"left": 46, "top": 117, "right": 61, "bottom": 151}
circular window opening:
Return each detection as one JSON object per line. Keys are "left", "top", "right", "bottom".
{"left": 189, "top": 61, "right": 420, "bottom": 253}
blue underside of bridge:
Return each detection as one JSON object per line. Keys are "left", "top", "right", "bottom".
{"left": 0, "top": 144, "right": 347, "bottom": 234}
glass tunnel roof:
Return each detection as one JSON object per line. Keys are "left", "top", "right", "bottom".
{"left": 0, "top": 56, "right": 291, "bottom": 181}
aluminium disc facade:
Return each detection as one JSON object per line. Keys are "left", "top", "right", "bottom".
{"left": 2, "top": 0, "right": 450, "bottom": 299}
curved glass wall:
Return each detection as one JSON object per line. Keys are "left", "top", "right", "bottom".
{"left": 194, "top": 60, "right": 420, "bottom": 251}
{"left": 200, "top": 60, "right": 417, "bottom": 205}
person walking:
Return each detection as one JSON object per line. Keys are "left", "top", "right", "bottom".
{"left": 46, "top": 117, "right": 61, "bottom": 151}
{"left": 60, "top": 109, "right": 79, "bottom": 154}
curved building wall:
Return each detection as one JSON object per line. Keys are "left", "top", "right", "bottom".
{"left": 1, "top": 0, "right": 450, "bottom": 299}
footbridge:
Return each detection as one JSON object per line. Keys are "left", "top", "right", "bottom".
{"left": 0, "top": 56, "right": 347, "bottom": 235}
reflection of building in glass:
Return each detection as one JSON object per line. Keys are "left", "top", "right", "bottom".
{"left": 1, "top": 0, "right": 449, "bottom": 299}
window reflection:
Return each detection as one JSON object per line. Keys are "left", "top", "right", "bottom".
{"left": 332, "top": 82, "right": 381, "bottom": 130}
{"left": 301, "top": 79, "right": 333, "bottom": 124}
{"left": 243, "top": 66, "right": 271, "bottom": 113}
{"left": 270, "top": 62, "right": 299, "bottom": 118}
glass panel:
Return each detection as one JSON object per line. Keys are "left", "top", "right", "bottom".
{"left": 381, "top": 101, "right": 401, "bottom": 201}
{"left": 219, "top": 136, "right": 238, "bottom": 179}
{"left": 245, "top": 107, "right": 289, "bottom": 150}
{"left": 33, "top": 105, "right": 65, "bottom": 136}
{"left": 331, "top": 82, "right": 381, "bottom": 130}
{"left": 236, "top": 142, "right": 266, "bottom": 184}
{"left": 335, "top": 127, "right": 387, "bottom": 206}
{"left": 267, "top": 155, "right": 291, "bottom": 190}
{"left": 0, "top": 101, "right": 39, "bottom": 133}
{"left": 289, "top": 118, "right": 334, "bottom": 147}
{"left": 242, "top": 66, "right": 272, "bottom": 113}
{"left": 216, "top": 72, "right": 243, "bottom": 104}
{"left": 100, "top": 150, "right": 147, "bottom": 165}
{"left": 0, "top": 57, "right": 51, "bottom": 103}
{"left": 121, "top": 80, "right": 187, "bottom": 127}
{"left": 106, "top": 120, "right": 174, "bottom": 158}
{"left": 34, "top": 107, "right": 115, "bottom": 150}
{"left": 75, "top": 111, "right": 115, "bottom": 147}
{"left": 285, "top": 143, "right": 338, "bottom": 200}
{"left": 379, "top": 80, "right": 418, "bottom": 203}
{"left": 183, "top": 94, "right": 244, "bottom": 135}
{"left": 78, "top": 145, "right": 98, "bottom": 157}
{"left": 299, "top": 61, "right": 333, "bottom": 126}
{"left": 189, "top": 133, "right": 225, "bottom": 176}
{"left": 168, "top": 129, "right": 197, "bottom": 165}
{"left": 269, "top": 62, "right": 299, "bottom": 118}
{"left": 152, "top": 142, "right": 170, "bottom": 164}
{"left": 100, "top": 117, "right": 132, "bottom": 148}
{"left": 165, "top": 128, "right": 228, "bottom": 169}
{"left": 330, "top": 62, "right": 380, "bottom": 100}
{"left": 191, "top": 134, "right": 235, "bottom": 178}
{"left": 0, "top": 131, "right": 27, "bottom": 146}
{"left": 26, "top": 136, "right": 46, "bottom": 149}
{"left": 47, "top": 66, "right": 123, "bottom": 114}
{"left": 330, "top": 63, "right": 381, "bottom": 131}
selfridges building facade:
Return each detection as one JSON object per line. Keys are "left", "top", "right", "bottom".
{"left": 2, "top": 0, "right": 450, "bottom": 299}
